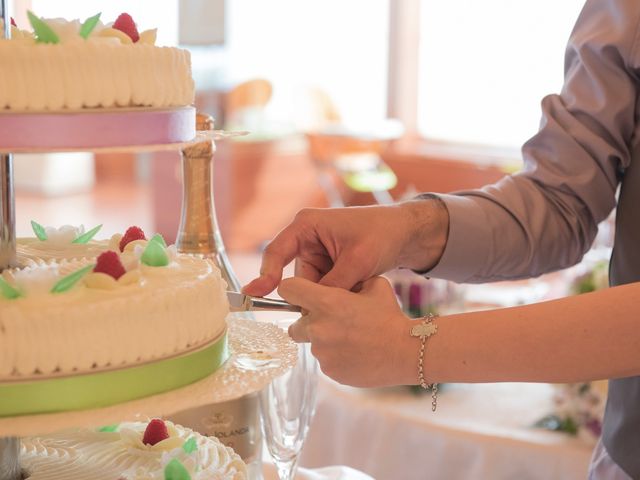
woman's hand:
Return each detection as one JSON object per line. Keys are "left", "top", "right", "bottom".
{"left": 279, "top": 275, "right": 418, "bottom": 388}
{"left": 243, "top": 198, "right": 449, "bottom": 296}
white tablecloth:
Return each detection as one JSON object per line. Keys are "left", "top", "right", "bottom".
{"left": 300, "top": 379, "right": 594, "bottom": 480}
{"left": 263, "top": 461, "right": 374, "bottom": 480}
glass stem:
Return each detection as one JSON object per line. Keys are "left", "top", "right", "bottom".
{"left": 275, "top": 458, "right": 298, "bottom": 480}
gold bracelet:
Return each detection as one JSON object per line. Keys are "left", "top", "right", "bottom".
{"left": 410, "top": 313, "right": 439, "bottom": 411}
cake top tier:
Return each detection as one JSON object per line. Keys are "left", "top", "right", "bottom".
{"left": 3, "top": 12, "right": 158, "bottom": 46}
{"left": 0, "top": 12, "right": 195, "bottom": 111}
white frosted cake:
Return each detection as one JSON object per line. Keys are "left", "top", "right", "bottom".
{"left": 0, "top": 225, "right": 230, "bottom": 416}
{"left": 21, "top": 419, "right": 247, "bottom": 479}
{"left": 0, "top": 12, "right": 194, "bottom": 110}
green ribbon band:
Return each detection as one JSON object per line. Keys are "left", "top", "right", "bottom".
{"left": 0, "top": 333, "right": 229, "bottom": 418}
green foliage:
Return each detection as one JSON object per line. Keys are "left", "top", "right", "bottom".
{"left": 0, "top": 277, "right": 21, "bottom": 300}
{"left": 50, "top": 264, "right": 95, "bottom": 294}
{"left": 79, "top": 12, "right": 101, "bottom": 39}
{"left": 164, "top": 459, "right": 191, "bottom": 480}
{"left": 72, "top": 224, "right": 102, "bottom": 244}
{"left": 31, "top": 220, "right": 48, "bottom": 241}
{"left": 27, "top": 11, "right": 60, "bottom": 44}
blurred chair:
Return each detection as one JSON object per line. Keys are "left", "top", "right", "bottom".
{"left": 224, "top": 78, "right": 273, "bottom": 133}
{"left": 303, "top": 88, "right": 403, "bottom": 207}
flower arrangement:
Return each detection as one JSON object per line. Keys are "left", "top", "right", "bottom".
{"left": 535, "top": 381, "right": 607, "bottom": 444}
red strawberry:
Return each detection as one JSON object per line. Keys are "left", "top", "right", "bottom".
{"left": 93, "top": 251, "right": 126, "bottom": 280}
{"left": 119, "top": 226, "right": 146, "bottom": 252}
{"left": 10, "top": 17, "right": 16, "bottom": 27}
{"left": 142, "top": 419, "right": 170, "bottom": 446}
{"left": 112, "top": 13, "right": 140, "bottom": 43}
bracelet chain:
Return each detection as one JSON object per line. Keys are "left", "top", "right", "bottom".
{"left": 411, "top": 312, "right": 439, "bottom": 412}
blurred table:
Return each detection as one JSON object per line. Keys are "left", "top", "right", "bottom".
{"left": 300, "top": 379, "right": 593, "bottom": 480}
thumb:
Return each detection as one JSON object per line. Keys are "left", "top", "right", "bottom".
{"left": 359, "top": 276, "right": 395, "bottom": 298}
{"left": 278, "top": 277, "right": 342, "bottom": 312}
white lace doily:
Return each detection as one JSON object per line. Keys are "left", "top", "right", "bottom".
{"left": 0, "top": 317, "right": 297, "bottom": 437}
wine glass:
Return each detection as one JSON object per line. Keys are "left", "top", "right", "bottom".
{"left": 259, "top": 341, "right": 318, "bottom": 480}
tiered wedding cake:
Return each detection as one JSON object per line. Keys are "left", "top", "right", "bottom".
{"left": 1, "top": 224, "right": 245, "bottom": 478}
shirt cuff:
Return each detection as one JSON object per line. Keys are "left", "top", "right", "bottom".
{"left": 426, "top": 194, "right": 492, "bottom": 283}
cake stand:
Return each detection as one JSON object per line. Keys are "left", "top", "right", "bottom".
{"left": 0, "top": 8, "right": 292, "bottom": 477}
{"left": 0, "top": 112, "right": 285, "bottom": 477}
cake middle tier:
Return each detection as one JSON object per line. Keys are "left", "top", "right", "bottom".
{"left": 0, "top": 252, "right": 229, "bottom": 378}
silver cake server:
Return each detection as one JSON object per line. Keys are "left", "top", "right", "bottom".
{"left": 227, "top": 291, "right": 302, "bottom": 313}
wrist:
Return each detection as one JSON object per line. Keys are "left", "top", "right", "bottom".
{"left": 397, "top": 195, "right": 450, "bottom": 272}
{"left": 393, "top": 314, "right": 425, "bottom": 386}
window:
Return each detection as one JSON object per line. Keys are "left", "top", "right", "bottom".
{"left": 418, "top": 0, "right": 586, "bottom": 151}
{"left": 225, "top": 0, "right": 390, "bottom": 128}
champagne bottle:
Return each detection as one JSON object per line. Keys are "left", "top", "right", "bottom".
{"left": 174, "top": 113, "right": 263, "bottom": 479}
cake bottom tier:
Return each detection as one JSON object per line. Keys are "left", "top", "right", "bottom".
{"left": 21, "top": 420, "right": 247, "bottom": 480}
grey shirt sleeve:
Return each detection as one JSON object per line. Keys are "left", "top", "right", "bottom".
{"left": 428, "top": 0, "right": 640, "bottom": 284}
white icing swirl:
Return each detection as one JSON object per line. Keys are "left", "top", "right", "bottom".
{"left": 16, "top": 235, "right": 112, "bottom": 263}
{"left": 21, "top": 421, "right": 247, "bottom": 480}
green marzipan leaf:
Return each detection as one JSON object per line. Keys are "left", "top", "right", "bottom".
{"left": 0, "top": 277, "right": 21, "bottom": 300}
{"left": 27, "top": 11, "right": 60, "bottom": 44}
{"left": 79, "top": 12, "right": 101, "bottom": 39}
{"left": 50, "top": 264, "right": 95, "bottom": 294}
{"left": 182, "top": 437, "right": 198, "bottom": 454}
{"left": 72, "top": 224, "right": 102, "bottom": 244}
{"left": 98, "top": 424, "right": 119, "bottom": 433}
{"left": 164, "top": 458, "right": 191, "bottom": 480}
{"left": 31, "top": 220, "right": 48, "bottom": 241}
{"left": 150, "top": 233, "right": 167, "bottom": 247}
{"left": 141, "top": 241, "right": 169, "bottom": 267}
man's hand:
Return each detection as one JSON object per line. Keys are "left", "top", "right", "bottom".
{"left": 280, "top": 276, "right": 417, "bottom": 387}
{"left": 243, "top": 198, "right": 449, "bottom": 296}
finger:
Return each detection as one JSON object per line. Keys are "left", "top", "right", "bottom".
{"left": 319, "top": 257, "right": 370, "bottom": 291}
{"left": 242, "top": 227, "right": 301, "bottom": 296}
{"left": 288, "top": 315, "right": 311, "bottom": 343}
{"left": 294, "top": 258, "right": 324, "bottom": 283}
{"left": 278, "top": 277, "right": 343, "bottom": 312}
{"left": 242, "top": 276, "right": 276, "bottom": 297}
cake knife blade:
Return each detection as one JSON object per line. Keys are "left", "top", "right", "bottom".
{"left": 227, "top": 291, "right": 302, "bottom": 313}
